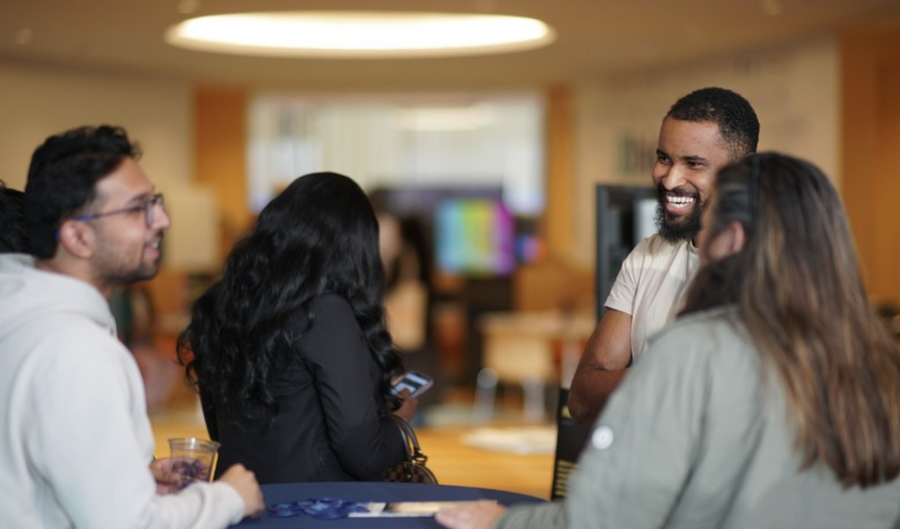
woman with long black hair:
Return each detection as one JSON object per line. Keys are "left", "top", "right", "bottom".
{"left": 178, "top": 172, "right": 415, "bottom": 483}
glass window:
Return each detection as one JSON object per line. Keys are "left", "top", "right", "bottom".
{"left": 247, "top": 92, "right": 545, "bottom": 215}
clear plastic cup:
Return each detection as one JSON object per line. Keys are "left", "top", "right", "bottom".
{"left": 167, "top": 437, "right": 220, "bottom": 489}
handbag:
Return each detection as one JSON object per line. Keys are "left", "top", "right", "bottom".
{"left": 383, "top": 415, "right": 438, "bottom": 484}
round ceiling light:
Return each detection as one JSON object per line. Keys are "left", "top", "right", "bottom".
{"left": 165, "top": 11, "right": 555, "bottom": 58}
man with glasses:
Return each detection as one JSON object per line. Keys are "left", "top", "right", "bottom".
{"left": 0, "top": 125, "right": 263, "bottom": 528}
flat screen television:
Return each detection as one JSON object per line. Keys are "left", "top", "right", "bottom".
{"left": 434, "top": 198, "right": 516, "bottom": 276}
{"left": 595, "top": 185, "right": 657, "bottom": 317}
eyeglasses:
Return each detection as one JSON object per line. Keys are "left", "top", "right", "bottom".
{"left": 71, "top": 193, "right": 165, "bottom": 229}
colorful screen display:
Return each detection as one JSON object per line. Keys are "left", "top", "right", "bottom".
{"left": 435, "top": 199, "right": 515, "bottom": 276}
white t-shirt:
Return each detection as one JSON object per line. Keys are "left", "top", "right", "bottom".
{"left": 604, "top": 234, "right": 699, "bottom": 360}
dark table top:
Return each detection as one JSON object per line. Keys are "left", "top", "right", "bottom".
{"left": 234, "top": 481, "right": 546, "bottom": 528}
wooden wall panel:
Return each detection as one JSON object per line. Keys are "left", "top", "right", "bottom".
{"left": 840, "top": 25, "right": 900, "bottom": 306}
{"left": 544, "top": 86, "right": 576, "bottom": 265}
{"left": 193, "top": 87, "right": 251, "bottom": 257}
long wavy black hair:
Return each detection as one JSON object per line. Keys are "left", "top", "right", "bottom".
{"left": 178, "top": 172, "right": 404, "bottom": 422}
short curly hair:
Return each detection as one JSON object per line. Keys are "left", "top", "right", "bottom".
{"left": 667, "top": 87, "right": 759, "bottom": 160}
{"left": 25, "top": 125, "right": 140, "bottom": 259}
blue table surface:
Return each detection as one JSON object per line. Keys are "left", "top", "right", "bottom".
{"left": 234, "top": 481, "right": 547, "bottom": 528}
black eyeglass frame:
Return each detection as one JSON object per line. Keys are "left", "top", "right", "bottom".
{"left": 70, "top": 192, "right": 165, "bottom": 229}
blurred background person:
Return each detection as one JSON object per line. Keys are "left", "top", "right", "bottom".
{"left": 437, "top": 153, "right": 900, "bottom": 529}
{"left": 374, "top": 193, "right": 443, "bottom": 417}
{"left": 179, "top": 171, "right": 417, "bottom": 483}
{"left": 110, "top": 282, "right": 181, "bottom": 413}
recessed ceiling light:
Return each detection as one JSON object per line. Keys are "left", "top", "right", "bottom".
{"left": 165, "top": 11, "right": 555, "bottom": 58}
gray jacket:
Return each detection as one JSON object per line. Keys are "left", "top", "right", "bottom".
{"left": 500, "top": 306, "right": 900, "bottom": 529}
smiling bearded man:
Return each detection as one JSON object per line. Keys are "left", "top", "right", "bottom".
{"left": 568, "top": 87, "right": 760, "bottom": 425}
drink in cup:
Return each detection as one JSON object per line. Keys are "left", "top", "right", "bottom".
{"left": 167, "top": 437, "right": 220, "bottom": 490}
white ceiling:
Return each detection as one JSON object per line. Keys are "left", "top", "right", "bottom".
{"left": 1, "top": 0, "right": 899, "bottom": 91}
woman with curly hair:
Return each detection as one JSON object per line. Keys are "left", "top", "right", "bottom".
{"left": 178, "top": 172, "right": 415, "bottom": 483}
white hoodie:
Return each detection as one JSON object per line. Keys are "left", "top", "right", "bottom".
{"left": 0, "top": 254, "right": 245, "bottom": 528}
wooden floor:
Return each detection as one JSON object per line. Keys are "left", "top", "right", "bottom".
{"left": 150, "top": 398, "right": 556, "bottom": 500}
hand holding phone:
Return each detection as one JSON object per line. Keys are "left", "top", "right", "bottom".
{"left": 391, "top": 371, "right": 433, "bottom": 400}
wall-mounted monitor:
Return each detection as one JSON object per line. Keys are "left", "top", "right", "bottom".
{"left": 595, "top": 185, "right": 657, "bottom": 317}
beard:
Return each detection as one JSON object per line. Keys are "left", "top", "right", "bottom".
{"left": 120, "top": 260, "right": 161, "bottom": 283}
{"left": 655, "top": 185, "right": 703, "bottom": 243}
{"left": 93, "top": 236, "right": 164, "bottom": 289}
{"left": 100, "top": 256, "right": 161, "bottom": 287}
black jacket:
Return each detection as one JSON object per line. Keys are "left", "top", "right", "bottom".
{"left": 203, "top": 293, "right": 405, "bottom": 483}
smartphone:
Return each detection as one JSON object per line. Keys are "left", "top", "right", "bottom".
{"left": 391, "top": 371, "right": 433, "bottom": 399}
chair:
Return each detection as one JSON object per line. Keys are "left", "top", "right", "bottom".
{"left": 549, "top": 387, "right": 593, "bottom": 499}
{"left": 472, "top": 312, "right": 559, "bottom": 424}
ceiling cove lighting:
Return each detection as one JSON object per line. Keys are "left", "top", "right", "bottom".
{"left": 165, "top": 12, "right": 555, "bottom": 58}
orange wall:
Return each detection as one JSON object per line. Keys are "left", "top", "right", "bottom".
{"left": 840, "top": 23, "right": 900, "bottom": 307}
{"left": 194, "top": 87, "right": 252, "bottom": 258}
{"left": 544, "top": 86, "right": 576, "bottom": 265}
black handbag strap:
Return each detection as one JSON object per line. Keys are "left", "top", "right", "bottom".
{"left": 389, "top": 415, "right": 428, "bottom": 464}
